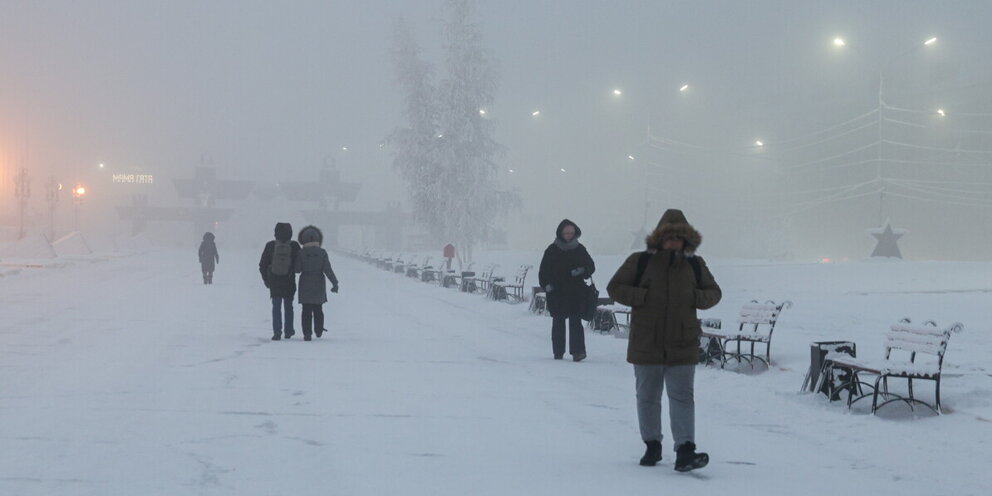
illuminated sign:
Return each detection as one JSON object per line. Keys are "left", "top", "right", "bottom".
{"left": 112, "top": 174, "right": 154, "bottom": 184}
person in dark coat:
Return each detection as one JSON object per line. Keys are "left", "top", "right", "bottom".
{"left": 294, "top": 225, "right": 339, "bottom": 341}
{"left": 607, "top": 209, "right": 721, "bottom": 472}
{"left": 538, "top": 219, "right": 595, "bottom": 361}
{"left": 259, "top": 222, "right": 302, "bottom": 341}
{"left": 198, "top": 232, "right": 219, "bottom": 284}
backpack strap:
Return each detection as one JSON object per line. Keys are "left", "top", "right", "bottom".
{"left": 632, "top": 251, "right": 651, "bottom": 287}
{"left": 688, "top": 256, "right": 702, "bottom": 287}
{"left": 632, "top": 251, "right": 702, "bottom": 287}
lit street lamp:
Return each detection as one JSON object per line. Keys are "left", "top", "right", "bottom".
{"left": 72, "top": 184, "right": 86, "bottom": 232}
{"left": 679, "top": 84, "right": 689, "bottom": 92}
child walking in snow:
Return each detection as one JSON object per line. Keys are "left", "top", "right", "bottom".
{"left": 294, "top": 225, "right": 339, "bottom": 341}
{"left": 198, "top": 232, "right": 219, "bottom": 284}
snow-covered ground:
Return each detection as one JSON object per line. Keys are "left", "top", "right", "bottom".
{"left": 1, "top": 248, "right": 990, "bottom": 495}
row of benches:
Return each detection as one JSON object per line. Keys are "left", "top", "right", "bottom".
{"left": 344, "top": 250, "right": 963, "bottom": 416}
{"left": 351, "top": 251, "right": 533, "bottom": 303}
{"left": 571, "top": 298, "right": 963, "bottom": 416}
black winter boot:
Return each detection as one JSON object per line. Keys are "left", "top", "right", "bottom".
{"left": 674, "top": 442, "right": 708, "bottom": 472}
{"left": 639, "top": 440, "right": 662, "bottom": 466}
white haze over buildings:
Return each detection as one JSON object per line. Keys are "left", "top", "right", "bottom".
{"left": 2, "top": 0, "right": 992, "bottom": 260}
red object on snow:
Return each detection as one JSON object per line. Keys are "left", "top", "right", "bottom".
{"left": 443, "top": 244, "right": 455, "bottom": 259}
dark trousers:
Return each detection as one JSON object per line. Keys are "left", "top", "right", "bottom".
{"left": 272, "top": 296, "right": 295, "bottom": 336}
{"left": 552, "top": 315, "right": 585, "bottom": 357}
{"left": 302, "top": 303, "right": 324, "bottom": 337}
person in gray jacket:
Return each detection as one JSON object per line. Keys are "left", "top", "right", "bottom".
{"left": 294, "top": 225, "right": 339, "bottom": 341}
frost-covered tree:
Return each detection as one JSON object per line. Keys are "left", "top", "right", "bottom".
{"left": 389, "top": 0, "right": 518, "bottom": 261}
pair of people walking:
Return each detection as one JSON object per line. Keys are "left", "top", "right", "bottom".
{"left": 540, "top": 210, "right": 721, "bottom": 472}
{"left": 259, "top": 222, "right": 339, "bottom": 341}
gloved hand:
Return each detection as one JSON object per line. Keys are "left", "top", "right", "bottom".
{"left": 570, "top": 267, "right": 586, "bottom": 277}
{"left": 544, "top": 284, "right": 554, "bottom": 292}
{"left": 331, "top": 285, "right": 339, "bottom": 294}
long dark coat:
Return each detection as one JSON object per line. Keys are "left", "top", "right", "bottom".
{"left": 606, "top": 209, "right": 722, "bottom": 365}
{"left": 198, "top": 232, "right": 219, "bottom": 272}
{"left": 538, "top": 219, "right": 596, "bottom": 318}
{"left": 259, "top": 222, "right": 301, "bottom": 298}
{"left": 295, "top": 225, "right": 339, "bottom": 305}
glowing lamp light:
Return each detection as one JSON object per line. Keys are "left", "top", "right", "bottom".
{"left": 58, "top": 183, "right": 64, "bottom": 191}
{"left": 924, "top": 37, "right": 938, "bottom": 45}
{"left": 612, "top": 89, "right": 623, "bottom": 96}
{"left": 437, "top": 133, "right": 444, "bottom": 138}
{"left": 479, "top": 109, "right": 487, "bottom": 116}
{"left": 98, "top": 163, "right": 105, "bottom": 169}
{"left": 833, "top": 37, "right": 846, "bottom": 47}
{"left": 74, "top": 186, "right": 86, "bottom": 196}
{"left": 937, "top": 108, "right": 946, "bottom": 117}
{"left": 341, "top": 146, "right": 348, "bottom": 151}
{"left": 755, "top": 140, "right": 764, "bottom": 147}
{"left": 628, "top": 155, "right": 636, "bottom": 161}
{"left": 560, "top": 168, "right": 566, "bottom": 173}
{"left": 508, "top": 169, "right": 515, "bottom": 173}
{"left": 679, "top": 84, "right": 689, "bottom": 92}
{"left": 531, "top": 110, "right": 541, "bottom": 117}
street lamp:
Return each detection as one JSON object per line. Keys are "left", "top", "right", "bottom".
{"left": 924, "top": 37, "right": 938, "bottom": 46}
{"left": 612, "top": 88, "right": 623, "bottom": 96}
{"left": 531, "top": 110, "right": 541, "bottom": 117}
{"left": 937, "top": 108, "right": 946, "bottom": 117}
{"left": 833, "top": 37, "right": 847, "bottom": 47}
{"left": 754, "top": 140, "right": 764, "bottom": 147}
{"left": 679, "top": 84, "right": 689, "bottom": 92}
{"left": 46, "top": 177, "right": 61, "bottom": 240}
{"left": 14, "top": 168, "right": 30, "bottom": 239}
{"left": 72, "top": 184, "right": 86, "bottom": 232}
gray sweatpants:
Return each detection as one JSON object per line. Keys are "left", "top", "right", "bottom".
{"left": 634, "top": 364, "right": 695, "bottom": 447}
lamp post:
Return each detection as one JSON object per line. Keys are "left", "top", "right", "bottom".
{"left": 72, "top": 184, "right": 86, "bottom": 232}
{"left": 45, "top": 177, "right": 61, "bottom": 241}
{"left": 14, "top": 168, "right": 30, "bottom": 240}
{"left": 833, "top": 35, "right": 938, "bottom": 225}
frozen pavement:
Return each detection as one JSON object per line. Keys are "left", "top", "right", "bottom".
{"left": 1, "top": 249, "right": 990, "bottom": 495}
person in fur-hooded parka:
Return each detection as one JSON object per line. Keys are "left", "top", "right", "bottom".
{"left": 294, "top": 225, "right": 339, "bottom": 340}
{"left": 198, "top": 232, "right": 219, "bottom": 284}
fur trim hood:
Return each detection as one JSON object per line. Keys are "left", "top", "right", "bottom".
{"left": 202, "top": 232, "right": 215, "bottom": 242}
{"left": 645, "top": 209, "right": 702, "bottom": 254}
{"left": 298, "top": 225, "right": 323, "bottom": 245}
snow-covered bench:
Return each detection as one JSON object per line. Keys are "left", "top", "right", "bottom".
{"left": 465, "top": 264, "right": 497, "bottom": 294}
{"left": 528, "top": 286, "right": 549, "bottom": 315}
{"left": 490, "top": 265, "right": 531, "bottom": 302}
{"left": 587, "top": 301, "right": 625, "bottom": 334}
{"left": 700, "top": 300, "right": 792, "bottom": 369}
{"left": 818, "top": 319, "right": 964, "bottom": 415}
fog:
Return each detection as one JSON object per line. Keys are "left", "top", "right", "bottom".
{"left": 2, "top": 0, "right": 991, "bottom": 260}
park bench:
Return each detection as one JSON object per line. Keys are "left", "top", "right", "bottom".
{"left": 464, "top": 264, "right": 497, "bottom": 294}
{"left": 817, "top": 319, "right": 963, "bottom": 415}
{"left": 394, "top": 255, "right": 415, "bottom": 274}
{"left": 406, "top": 256, "right": 432, "bottom": 279}
{"left": 529, "top": 286, "right": 547, "bottom": 315}
{"left": 490, "top": 265, "right": 532, "bottom": 302}
{"left": 699, "top": 300, "right": 792, "bottom": 369}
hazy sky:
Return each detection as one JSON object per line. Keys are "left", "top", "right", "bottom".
{"left": 2, "top": 1, "right": 991, "bottom": 257}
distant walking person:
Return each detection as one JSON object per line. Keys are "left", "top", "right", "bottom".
{"left": 198, "top": 232, "right": 219, "bottom": 284}
{"left": 538, "top": 219, "right": 595, "bottom": 362}
{"left": 259, "top": 222, "right": 301, "bottom": 341}
{"left": 607, "top": 209, "right": 721, "bottom": 472}
{"left": 295, "top": 225, "right": 339, "bottom": 342}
